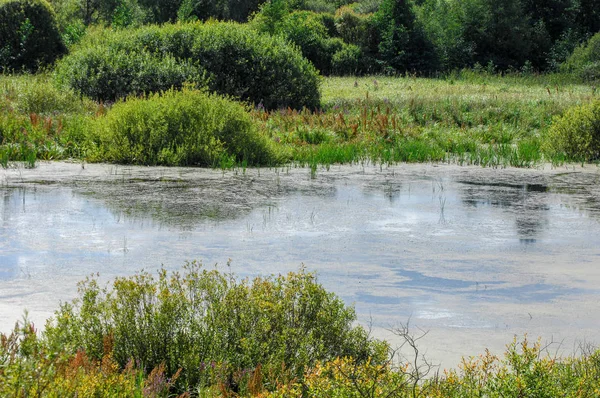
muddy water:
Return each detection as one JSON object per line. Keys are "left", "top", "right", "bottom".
{"left": 1, "top": 162, "right": 600, "bottom": 369}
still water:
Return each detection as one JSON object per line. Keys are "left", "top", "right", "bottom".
{"left": 1, "top": 162, "right": 600, "bottom": 369}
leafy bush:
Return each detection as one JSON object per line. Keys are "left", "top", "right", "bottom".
{"left": 54, "top": 22, "right": 321, "bottom": 109}
{"left": 44, "top": 262, "right": 384, "bottom": 394}
{"left": 561, "top": 31, "right": 600, "bottom": 82}
{"left": 544, "top": 99, "right": 600, "bottom": 161}
{"left": 332, "top": 43, "right": 362, "bottom": 75}
{"left": 0, "top": 73, "right": 95, "bottom": 114}
{"left": 253, "top": 8, "right": 366, "bottom": 75}
{"left": 0, "top": 0, "right": 66, "bottom": 71}
{"left": 86, "top": 89, "right": 276, "bottom": 166}
{"left": 54, "top": 45, "right": 201, "bottom": 102}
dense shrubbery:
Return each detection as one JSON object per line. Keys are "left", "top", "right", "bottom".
{"left": 54, "top": 22, "right": 321, "bottom": 109}
{"left": 544, "top": 99, "right": 600, "bottom": 161}
{"left": 85, "top": 89, "right": 277, "bottom": 166}
{"left": 561, "top": 32, "right": 600, "bottom": 82}
{"left": 253, "top": 7, "right": 361, "bottom": 75}
{"left": 54, "top": 45, "right": 200, "bottom": 102}
{"left": 2, "top": 265, "right": 600, "bottom": 396}
{"left": 0, "top": 0, "right": 66, "bottom": 71}
{"left": 43, "top": 263, "right": 385, "bottom": 394}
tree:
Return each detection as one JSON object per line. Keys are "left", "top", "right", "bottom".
{"left": 374, "top": 0, "right": 437, "bottom": 72}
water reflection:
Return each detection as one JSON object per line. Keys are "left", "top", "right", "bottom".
{"left": 458, "top": 180, "right": 550, "bottom": 243}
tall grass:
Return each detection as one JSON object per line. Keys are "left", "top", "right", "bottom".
{"left": 257, "top": 75, "right": 596, "bottom": 167}
{"left": 1, "top": 73, "right": 596, "bottom": 167}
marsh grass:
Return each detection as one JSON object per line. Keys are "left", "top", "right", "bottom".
{"left": 258, "top": 75, "right": 596, "bottom": 167}
{"left": 0, "top": 73, "right": 596, "bottom": 167}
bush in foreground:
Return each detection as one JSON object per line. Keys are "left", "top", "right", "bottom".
{"left": 2, "top": 267, "right": 600, "bottom": 396}
{"left": 54, "top": 22, "right": 321, "bottom": 109}
{"left": 544, "top": 99, "right": 600, "bottom": 162}
{"left": 43, "top": 262, "right": 384, "bottom": 394}
{"left": 0, "top": 0, "right": 66, "bottom": 71}
{"left": 86, "top": 89, "right": 277, "bottom": 166}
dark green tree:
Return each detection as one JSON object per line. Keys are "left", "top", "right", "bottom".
{"left": 0, "top": 0, "right": 67, "bottom": 71}
{"left": 374, "top": 0, "right": 436, "bottom": 72}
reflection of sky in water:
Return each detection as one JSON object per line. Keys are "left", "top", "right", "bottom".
{"left": 1, "top": 166, "right": 600, "bottom": 368}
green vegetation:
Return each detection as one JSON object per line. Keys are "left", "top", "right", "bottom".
{"left": 561, "top": 31, "right": 600, "bottom": 82}
{"left": 87, "top": 89, "right": 277, "bottom": 166}
{"left": 2, "top": 265, "right": 600, "bottom": 396}
{"left": 0, "top": 0, "right": 598, "bottom": 169}
{"left": 544, "top": 99, "right": 600, "bottom": 161}
{"left": 1, "top": 73, "right": 597, "bottom": 168}
{"left": 262, "top": 75, "right": 595, "bottom": 168}
{"left": 0, "top": 0, "right": 66, "bottom": 72}
{"left": 54, "top": 22, "right": 321, "bottom": 109}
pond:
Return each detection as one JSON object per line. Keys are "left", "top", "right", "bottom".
{"left": 1, "top": 162, "right": 600, "bottom": 369}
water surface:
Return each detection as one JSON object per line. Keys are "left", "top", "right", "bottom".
{"left": 1, "top": 162, "right": 600, "bottom": 369}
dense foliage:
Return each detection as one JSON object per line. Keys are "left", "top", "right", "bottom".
{"left": 86, "top": 89, "right": 277, "bottom": 166}
{"left": 54, "top": 22, "right": 321, "bottom": 109}
{"left": 0, "top": 0, "right": 66, "bottom": 71}
{"left": 561, "top": 31, "right": 600, "bottom": 82}
{"left": 1, "top": 266, "right": 600, "bottom": 396}
{"left": 1, "top": 74, "right": 595, "bottom": 169}
{"left": 544, "top": 99, "right": 600, "bottom": 161}
{"left": 43, "top": 263, "right": 385, "bottom": 394}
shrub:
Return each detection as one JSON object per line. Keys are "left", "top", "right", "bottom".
{"left": 253, "top": 8, "right": 367, "bottom": 75}
{"left": 54, "top": 45, "right": 201, "bottom": 102}
{"left": 335, "top": 5, "right": 366, "bottom": 45}
{"left": 86, "top": 89, "right": 276, "bottom": 166}
{"left": 1, "top": 73, "right": 95, "bottom": 115}
{"left": 55, "top": 22, "right": 320, "bottom": 109}
{"left": 544, "top": 99, "right": 600, "bottom": 161}
{"left": 44, "top": 262, "right": 385, "bottom": 394}
{"left": 561, "top": 31, "right": 600, "bottom": 82}
{"left": 0, "top": 0, "right": 66, "bottom": 71}
{"left": 332, "top": 43, "right": 362, "bottom": 74}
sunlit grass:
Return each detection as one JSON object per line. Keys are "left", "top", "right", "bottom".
{"left": 1, "top": 72, "right": 597, "bottom": 168}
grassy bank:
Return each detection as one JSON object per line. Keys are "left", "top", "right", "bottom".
{"left": 0, "top": 73, "right": 597, "bottom": 168}
{"left": 261, "top": 74, "right": 596, "bottom": 168}
{"left": 1, "top": 265, "right": 599, "bottom": 397}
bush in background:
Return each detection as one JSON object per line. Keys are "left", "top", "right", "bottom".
{"left": 54, "top": 22, "right": 321, "bottom": 109}
{"left": 54, "top": 45, "right": 201, "bottom": 102}
{"left": 560, "top": 31, "right": 600, "bottom": 82}
{"left": 0, "top": 0, "right": 66, "bottom": 71}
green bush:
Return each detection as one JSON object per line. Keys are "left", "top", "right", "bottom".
{"left": 544, "top": 99, "right": 600, "bottom": 161}
{"left": 44, "top": 262, "right": 385, "bottom": 394}
{"left": 55, "top": 22, "right": 321, "bottom": 109}
{"left": 54, "top": 45, "right": 201, "bottom": 102}
{"left": 86, "top": 89, "right": 276, "bottom": 166}
{"left": 0, "top": 0, "right": 66, "bottom": 71}
{"left": 373, "top": 0, "right": 437, "bottom": 73}
{"left": 561, "top": 31, "right": 600, "bottom": 82}
{"left": 253, "top": 8, "right": 367, "bottom": 75}
{"left": 331, "top": 43, "right": 362, "bottom": 74}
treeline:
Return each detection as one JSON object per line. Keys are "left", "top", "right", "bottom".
{"left": 1, "top": 0, "right": 599, "bottom": 78}
{"left": 45, "top": 0, "right": 600, "bottom": 74}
